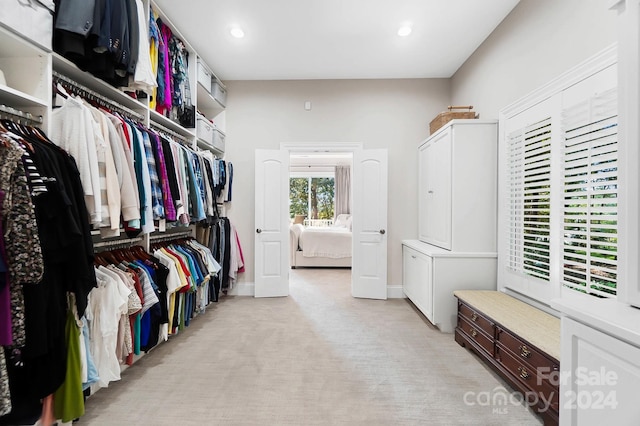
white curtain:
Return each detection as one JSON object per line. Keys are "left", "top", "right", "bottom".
{"left": 334, "top": 165, "right": 351, "bottom": 216}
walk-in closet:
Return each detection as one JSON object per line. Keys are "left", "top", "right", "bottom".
{"left": 0, "top": 1, "right": 241, "bottom": 424}
{"left": 1, "top": 1, "right": 639, "bottom": 425}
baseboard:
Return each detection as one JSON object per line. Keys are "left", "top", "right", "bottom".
{"left": 387, "top": 285, "right": 406, "bottom": 299}
{"left": 227, "top": 282, "right": 255, "bottom": 296}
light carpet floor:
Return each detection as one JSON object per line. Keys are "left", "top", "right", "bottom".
{"left": 79, "top": 268, "right": 543, "bottom": 425}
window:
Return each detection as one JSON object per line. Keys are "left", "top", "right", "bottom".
{"left": 562, "top": 88, "right": 618, "bottom": 297}
{"left": 499, "top": 55, "right": 618, "bottom": 304}
{"left": 289, "top": 177, "right": 335, "bottom": 220}
{"left": 508, "top": 117, "right": 552, "bottom": 282}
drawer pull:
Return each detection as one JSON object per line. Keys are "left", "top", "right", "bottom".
{"left": 519, "top": 345, "right": 532, "bottom": 359}
{"left": 470, "top": 313, "right": 478, "bottom": 322}
{"left": 518, "top": 366, "right": 530, "bottom": 380}
{"left": 470, "top": 328, "right": 478, "bottom": 338}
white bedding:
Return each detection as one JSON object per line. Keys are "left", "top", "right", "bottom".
{"left": 299, "top": 226, "right": 352, "bottom": 258}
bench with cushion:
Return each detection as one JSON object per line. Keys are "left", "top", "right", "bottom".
{"left": 454, "top": 290, "right": 560, "bottom": 425}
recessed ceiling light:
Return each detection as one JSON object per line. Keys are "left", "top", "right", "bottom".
{"left": 397, "top": 25, "right": 412, "bottom": 37}
{"left": 230, "top": 27, "right": 245, "bottom": 38}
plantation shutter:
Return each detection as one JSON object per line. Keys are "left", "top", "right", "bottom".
{"left": 562, "top": 88, "right": 618, "bottom": 297}
{"left": 508, "top": 118, "right": 552, "bottom": 281}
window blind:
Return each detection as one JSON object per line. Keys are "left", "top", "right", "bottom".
{"left": 562, "top": 88, "right": 618, "bottom": 297}
{"left": 508, "top": 117, "right": 552, "bottom": 281}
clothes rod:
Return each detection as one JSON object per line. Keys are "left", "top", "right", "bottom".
{"left": 52, "top": 71, "right": 145, "bottom": 121}
{"left": 93, "top": 236, "right": 143, "bottom": 249}
{"left": 150, "top": 121, "right": 192, "bottom": 146}
{"left": 0, "top": 104, "right": 43, "bottom": 125}
{"left": 149, "top": 230, "right": 193, "bottom": 241}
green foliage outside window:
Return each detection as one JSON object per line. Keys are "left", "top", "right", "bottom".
{"left": 289, "top": 177, "right": 334, "bottom": 219}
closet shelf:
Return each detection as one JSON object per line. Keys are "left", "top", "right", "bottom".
{"left": 0, "top": 84, "right": 47, "bottom": 108}
{"left": 196, "top": 137, "right": 224, "bottom": 156}
{"left": 197, "top": 82, "right": 225, "bottom": 116}
{"left": 0, "top": 25, "right": 49, "bottom": 57}
{"left": 149, "top": 109, "right": 196, "bottom": 139}
{"left": 52, "top": 53, "right": 147, "bottom": 114}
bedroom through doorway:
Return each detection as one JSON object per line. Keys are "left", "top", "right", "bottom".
{"left": 288, "top": 151, "right": 354, "bottom": 285}
{"left": 255, "top": 143, "right": 387, "bottom": 299}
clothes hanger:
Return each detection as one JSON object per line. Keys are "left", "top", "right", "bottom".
{"left": 94, "top": 252, "right": 110, "bottom": 267}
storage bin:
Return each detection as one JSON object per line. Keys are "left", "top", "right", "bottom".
{"left": 212, "top": 79, "right": 227, "bottom": 107}
{"left": 0, "top": 0, "right": 55, "bottom": 50}
{"left": 429, "top": 105, "right": 478, "bottom": 134}
{"left": 197, "top": 60, "right": 212, "bottom": 93}
{"left": 196, "top": 114, "right": 213, "bottom": 144}
{"left": 211, "top": 128, "right": 225, "bottom": 153}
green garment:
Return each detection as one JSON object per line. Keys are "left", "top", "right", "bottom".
{"left": 53, "top": 309, "right": 84, "bottom": 422}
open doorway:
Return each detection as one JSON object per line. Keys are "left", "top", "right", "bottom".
{"left": 288, "top": 152, "right": 353, "bottom": 270}
{"left": 254, "top": 144, "right": 388, "bottom": 299}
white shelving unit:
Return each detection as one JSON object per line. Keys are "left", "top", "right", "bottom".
{"left": 0, "top": 25, "right": 51, "bottom": 128}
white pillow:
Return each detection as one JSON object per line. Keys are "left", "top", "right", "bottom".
{"left": 334, "top": 214, "right": 351, "bottom": 228}
{"left": 346, "top": 215, "right": 353, "bottom": 231}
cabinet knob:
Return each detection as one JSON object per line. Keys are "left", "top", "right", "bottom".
{"left": 411, "top": 255, "right": 417, "bottom": 259}
{"left": 379, "top": 229, "right": 386, "bottom": 235}
{"left": 470, "top": 328, "right": 478, "bottom": 338}
{"left": 256, "top": 228, "right": 262, "bottom": 234}
{"left": 470, "top": 313, "right": 478, "bottom": 322}
{"left": 427, "top": 190, "right": 434, "bottom": 194}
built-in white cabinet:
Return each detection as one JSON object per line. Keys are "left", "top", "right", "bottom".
{"left": 559, "top": 316, "right": 640, "bottom": 425}
{"left": 418, "top": 120, "right": 497, "bottom": 252}
{"left": 402, "top": 240, "right": 497, "bottom": 333}
{"left": 408, "top": 119, "right": 499, "bottom": 332}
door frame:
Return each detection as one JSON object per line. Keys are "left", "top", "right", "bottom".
{"left": 281, "top": 142, "right": 363, "bottom": 294}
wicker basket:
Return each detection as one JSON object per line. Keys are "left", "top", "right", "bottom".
{"left": 429, "top": 105, "right": 478, "bottom": 134}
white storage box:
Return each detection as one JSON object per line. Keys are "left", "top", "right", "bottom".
{"left": 211, "top": 128, "right": 225, "bottom": 153}
{"left": 196, "top": 114, "right": 214, "bottom": 144}
{"left": 212, "top": 79, "right": 227, "bottom": 107}
{"left": 0, "top": 0, "right": 55, "bottom": 50}
{"left": 197, "top": 60, "right": 212, "bottom": 93}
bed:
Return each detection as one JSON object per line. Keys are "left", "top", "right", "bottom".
{"left": 289, "top": 215, "right": 352, "bottom": 268}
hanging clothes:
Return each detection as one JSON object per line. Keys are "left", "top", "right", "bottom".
{"left": 0, "top": 121, "right": 96, "bottom": 425}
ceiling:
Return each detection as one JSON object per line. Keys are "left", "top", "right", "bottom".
{"left": 153, "top": 0, "right": 521, "bottom": 81}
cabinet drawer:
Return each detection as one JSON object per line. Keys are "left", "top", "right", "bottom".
{"left": 496, "top": 327, "right": 559, "bottom": 373}
{"left": 458, "top": 316, "right": 494, "bottom": 357}
{"left": 496, "top": 345, "right": 559, "bottom": 412}
{"left": 458, "top": 301, "right": 495, "bottom": 338}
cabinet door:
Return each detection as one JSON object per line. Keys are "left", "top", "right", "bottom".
{"left": 419, "top": 130, "right": 452, "bottom": 249}
{"left": 402, "top": 246, "right": 433, "bottom": 322}
{"left": 560, "top": 317, "right": 640, "bottom": 425}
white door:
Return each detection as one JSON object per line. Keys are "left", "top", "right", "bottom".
{"left": 254, "top": 149, "right": 289, "bottom": 297}
{"left": 352, "top": 149, "right": 388, "bottom": 299}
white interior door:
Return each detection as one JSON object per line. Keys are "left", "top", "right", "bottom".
{"left": 352, "top": 149, "right": 388, "bottom": 299}
{"left": 254, "top": 149, "right": 289, "bottom": 297}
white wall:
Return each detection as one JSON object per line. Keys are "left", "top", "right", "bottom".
{"left": 223, "top": 78, "right": 450, "bottom": 290}
{"left": 222, "top": 0, "right": 617, "bottom": 293}
{"left": 451, "top": 0, "right": 617, "bottom": 119}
